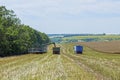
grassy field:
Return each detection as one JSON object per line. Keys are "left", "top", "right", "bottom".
{"left": 63, "top": 35, "right": 120, "bottom": 40}
{"left": 0, "top": 43, "right": 120, "bottom": 80}
{"left": 60, "top": 35, "right": 120, "bottom": 43}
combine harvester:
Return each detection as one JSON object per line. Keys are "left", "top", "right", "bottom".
{"left": 52, "top": 43, "right": 60, "bottom": 54}
{"left": 28, "top": 42, "right": 60, "bottom": 54}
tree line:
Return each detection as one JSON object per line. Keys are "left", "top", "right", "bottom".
{"left": 0, "top": 6, "right": 50, "bottom": 57}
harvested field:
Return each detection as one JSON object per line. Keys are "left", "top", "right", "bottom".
{"left": 0, "top": 43, "right": 120, "bottom": 80}
{"left": 79, "top": 40, "right": 120, "bottom": 54}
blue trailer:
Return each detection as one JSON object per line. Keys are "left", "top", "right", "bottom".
{"left": 74, "top": 45, "right": 83, "bottom": 54}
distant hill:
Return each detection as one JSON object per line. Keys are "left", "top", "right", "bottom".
{"left": 48, "top": 34, "right": 120, "bottom": 43}
{"left": 47, "top": 33, "right": 106, "bottom": 37}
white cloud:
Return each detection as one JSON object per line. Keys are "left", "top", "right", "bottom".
{"left": 0, "top": 0, "right": 120, "bottom": 33}
{"left": 1, "top": 0, "right": 120, "bottom": 16}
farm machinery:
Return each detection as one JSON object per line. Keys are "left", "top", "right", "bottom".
{"left": 74, "top": 45, "right": 83, "bottom": 54}
{"left": 52, "top": 42, "right": 60, "bottom": 54}
{"left": 28, "top": 42, "right": 60, "bottom": 54}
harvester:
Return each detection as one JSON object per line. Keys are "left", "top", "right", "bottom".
{"left": 28, "top": 42, "right": 60, "bottom": 54}
{"left": 52, "top": 42, "right": 60, "bottom": 54}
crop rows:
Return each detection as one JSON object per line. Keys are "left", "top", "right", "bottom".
{"left": 0, "top": 43, "right": 120, "bottom": 80}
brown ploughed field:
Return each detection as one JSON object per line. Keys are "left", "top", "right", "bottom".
{"left": 79, "top": 40, "right": 120, "bottom": 54}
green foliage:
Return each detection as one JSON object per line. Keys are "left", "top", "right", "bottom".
{"left": 0, "top": 6, "right": 50, "bottom": 56}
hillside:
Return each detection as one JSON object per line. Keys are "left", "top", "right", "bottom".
{"left": 49, "top": 34, "right": 120, "bottom": 43}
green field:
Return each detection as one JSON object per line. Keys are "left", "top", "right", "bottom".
{"left": 51, "top": 35, "right": 120, "bottom": 43}
{"left": 63, "top": 35, "right": 120, "bottom": 40}
{"left": 0, "top": 43, "right": 120, "bottom": 80}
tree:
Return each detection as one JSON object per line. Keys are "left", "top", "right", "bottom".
{"left": 0, "top": 6, "right": 50, "bottom": 57}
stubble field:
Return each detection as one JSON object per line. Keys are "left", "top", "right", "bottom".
{"left": 0, "top": 42, "right": 120, "bottom": 80}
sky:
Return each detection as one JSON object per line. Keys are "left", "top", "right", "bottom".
{"left": 0, "top": 0, "right": 120, "bottom": 34}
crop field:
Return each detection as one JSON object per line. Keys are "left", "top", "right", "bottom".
{"left": 55, "top": 35, "right": 120, "bottom": 43}
{"left": 79, "top": 40, "right": 120, "bottom": 54}
{"left": 62, "top": 35, "right": 120, "bottom": 41}
{"left": 0, "top": 43, "right": 120, "bottom": 80}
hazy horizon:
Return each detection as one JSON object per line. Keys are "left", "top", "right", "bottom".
{"left": 0, "top": 0, "right": 120, "bottom": 34}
